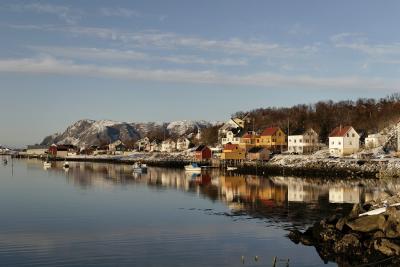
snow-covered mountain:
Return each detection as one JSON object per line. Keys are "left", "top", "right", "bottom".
{"left": 41, "top": 119, "right": 141, "bottom": 148}
{"left": 40, "top": 119, "right": 213, "bottom": 148}
{"left": 166, "top": 120, "right": 211, "bottom": 136}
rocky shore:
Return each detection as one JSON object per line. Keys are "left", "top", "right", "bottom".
{"left": 289, "top": 193, "right": 400, "bottom": 266}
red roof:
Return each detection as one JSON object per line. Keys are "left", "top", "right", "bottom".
{"left": 242, "top": 133, "right": 259, "bottom": 138}
{"left": 260, "top": 127, "right": 280, "bottom": 136}
{"left": 224, "top": 144, "right": 239, "bottom": 150}
{"left": 329, "top": 126, "right": 353, "bottom": 137}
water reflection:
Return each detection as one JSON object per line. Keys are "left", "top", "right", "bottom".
{"left": 24, "top": 159, "right": 400, "bottom": 230}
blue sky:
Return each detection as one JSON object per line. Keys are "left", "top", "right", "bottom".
{"left": 1, "top": 0, "right": 400, "bottom": 147}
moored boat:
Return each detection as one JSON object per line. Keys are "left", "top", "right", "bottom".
{"left": 184, "top": 163, "right": 202, "bottom": 172}
{"left": 43, "top": 160, "right": 52, "bottom": 168}
{"left": 227, "top": 166, "right": 237, "bottom": 171}
{"left": 63, "top": 161, "right": 70, "bottom": 168}
{"left": 133, "top": 162, "right": 147, "bottom": 173}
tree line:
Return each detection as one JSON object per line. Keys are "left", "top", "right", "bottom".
{"left": 201, "top": 94, "right": 400, "bottom": 146}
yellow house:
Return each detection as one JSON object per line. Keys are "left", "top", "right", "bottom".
{"left": 220, "top": 143, "right": 246, "bottom": 160}
{"left": 239, "top": 131, "right": 260, "bottom": 151}
{"left": 257, "top": 127, "right": 287, "bottom": 151}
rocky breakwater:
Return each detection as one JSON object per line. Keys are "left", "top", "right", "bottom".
{"left": 289, "top": 193, "right": 400, "bottom": 266}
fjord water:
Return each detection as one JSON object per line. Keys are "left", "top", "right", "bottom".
{"left": 0, "top": 157, "right": 397, "bottom": 267}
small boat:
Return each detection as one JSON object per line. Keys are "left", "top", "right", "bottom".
{"left": 227, "top": 166, "right": 237, "bottom": 171}
{"left": 43, "top": 160, "right": 52, "bottom": 168}
{"left": 63, "top": 161, "right": 70, "bottom": 168}
{"left": 133, "top": 162, "right": 147, "bottom": 173}
{"left": 184, "top": 163, "right": 202, "bottom": 172}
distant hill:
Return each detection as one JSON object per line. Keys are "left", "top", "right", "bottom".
{"left": 40, "top": 119, "right": 213, "bottom": 148}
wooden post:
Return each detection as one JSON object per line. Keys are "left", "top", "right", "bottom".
{"left": 272, "top": 256, "right": 277, "bottom": 267}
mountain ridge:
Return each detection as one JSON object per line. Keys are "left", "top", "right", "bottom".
{"left": 40, "top": 119, "right": 214, "bottom": 148}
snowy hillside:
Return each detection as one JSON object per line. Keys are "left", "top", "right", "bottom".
{"left": 41, "top": 119, "right": 141, "bottom": 148}
{"left": 40, "top": 119, "right": 213, "bottom": 148}
{"left": 166, "top": 120, "right": 211, "bottom": 136}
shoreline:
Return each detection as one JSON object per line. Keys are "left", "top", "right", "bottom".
{"left": 13, "top": 154, "right": 390, "bottom": 179}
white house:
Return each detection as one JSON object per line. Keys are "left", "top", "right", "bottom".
{"left": 218, "top": 117, "right": 244, "bottom": 142}
{"left": 329, "top": 126, "right": 360, "bottom": 156}
{"left": 161, "top": 139, "right": 176, "bottom": 153}
{"left": 149, "top": 139, "right": 162, "bottom": 152}
{"left": 26, "top": 145, "right": 48, "bottom": 156}
{"left": 288, "top": 128, "right": 319, "bottom": 154}
{"left": 176, "top": 137, "right": 191, "bottom": 151}
{"left": 136, "top": 137, "right": 150, "bottom": 151}
{"left": 108, "top": 140, "right": 126, "bottom": 152}
{"left": 221, "top": 130, "right": 241, "bottom": 145}
{"left": 365, "top": 133, "right": 386, "bottom": 149}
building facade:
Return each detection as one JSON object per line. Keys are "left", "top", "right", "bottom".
{"left": 288, "top": 128, "right": 319, "bottom": 154}
{"left": 329, "top": 126, "right": 360, "bottom": 156}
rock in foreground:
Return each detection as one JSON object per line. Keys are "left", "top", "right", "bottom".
{"left": 289, "top": 193, "right": 400, "bottom": 266}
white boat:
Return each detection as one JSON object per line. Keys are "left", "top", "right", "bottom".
{"left": 133, "top": 162, "right": 147, "bottom": 173}
{"left": 43, "top": 161, "right": 52, "bottom": 168}
{"left": 184, "top": 163, "right": 202, "bottom": 172}
{"left": 63, "top": 161, "right": 70, "bottom": 168}
{"left": 227, "top": 166, "right": 237, "bottom": 171}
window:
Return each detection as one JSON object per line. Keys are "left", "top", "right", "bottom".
{"left": 347, "top": 133, "right": 349, "bottom": 137}
{"left": 352, "top": 134, "right": 355, "bottom": 137}
{"left": 331, "top": 141, "right": 334, "bottom": 145}
{"left": 300, "top": 139, "right": 303, "bottom": 143}
{"left": 339, "top": 142, "right": 341, "bottom": 145}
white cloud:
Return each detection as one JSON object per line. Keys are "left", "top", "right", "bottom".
{"left": 10, "top": 24, "right": 318, "bottom": 57}
{"left": 331, "top": 32, "right": 400, "bottom": 57}
{"left": 7, "top": 3, "right": 83, "bottom": 25}
{"left": 0, "top": 56, "right": 393, "bottom": 90}
{"left": 99, "top": 7, "right": 141, "bottom": 18}
{"left": 27, "top": 46, "right": 248, "bottom": 66}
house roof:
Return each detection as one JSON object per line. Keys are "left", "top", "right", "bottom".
{"left": 242, "top": 132, "right": 259, "bottom": 138}
{"left": 260, "top": 127, "right": 281, "bottom": 136}
{"left": 195, "top": 144, "right": 208, "bottom": 151}
{"left": 289, "top": 128, "right": 317, "bottom": 136}
{"left": 329, "top": 126, "right": 353, "bottom": 137}
{"left": 248, "top": 146, "right": 266, "bottom": 153}
{"left": 223, "top": 143, "right": 239, "bottom": 150}
{"left": 27, "top": 145, "right": 48, "bottom": 150}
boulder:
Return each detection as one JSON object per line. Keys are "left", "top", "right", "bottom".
{"left": 336, "top": 217, "right": 347, "bottom": 231}
{"left": 348, "top": 203, "right": 366, "bottom": 219}
{"left": 384, "top": 207, "right": 400, "bottom": 238}
{"left": 346, "top": 214, "right": 386, "bottom": 233}
{"left": 374, "top": 239, "right": 400, "bottom": 256}
{"left": 333, "top": 233, "right": 361, "bottom": 255}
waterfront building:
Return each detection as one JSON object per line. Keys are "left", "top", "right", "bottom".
{"left": 161, "top": 139, "right": 176, "bottom": 153}
{"left": 288, "top": 128, "right": 320, "bottom": 154}
{"left": 176, "top": 137, "right": 191, "bottom": 151}
{"left": 365, "top": 133, "right": 386, "bottom": 149}
{"left": 26, "top": 145, "right": 48, "bottom": 156}
{"left": 194, "top": 145, "right": 212, "bottom": 161}
{"left": 329, "top": 126, "right": 360, "bottom": 156}
{"left": 246, "top": 146, "right": 270, "bottom": 161}
{"left": 257, "top": 127, "right": 287, "bottom": 152}
{"left": 220, "top": 143, "right": 246, "bottom": 160}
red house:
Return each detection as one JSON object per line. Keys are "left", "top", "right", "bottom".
{"left": 195, "top": 145, "right": 212, "bottom": 161}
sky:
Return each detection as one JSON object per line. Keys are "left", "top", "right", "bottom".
{"left": 1, "top": 0, "right": 400, "bottom": 147}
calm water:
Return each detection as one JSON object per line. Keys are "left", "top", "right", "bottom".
{"left": 0, "top": 157, "right": 399, "bottom": 267}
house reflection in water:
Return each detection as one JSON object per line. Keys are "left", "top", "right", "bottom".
{"left": 329, "top": 186, "right": 363, "bottom": 204}
{"left": 219, "top": 175, "right": 287, "bottom": 206}
{"left": 287, "top": 178, "right": 328, "bottom": 203}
